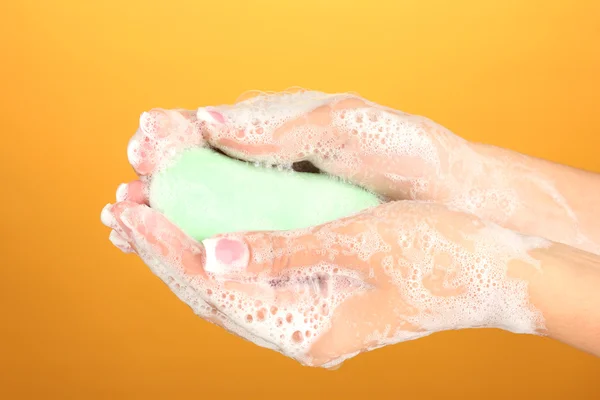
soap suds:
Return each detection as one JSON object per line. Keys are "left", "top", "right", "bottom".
{"left": 119, "top": 89, "right": 571, "bottom": 367}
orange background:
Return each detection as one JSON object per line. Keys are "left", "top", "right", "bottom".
{"left": 1, "top": 0, "right": 599, "bottom": 398}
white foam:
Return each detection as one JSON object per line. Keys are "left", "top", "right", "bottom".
{"left": 109, "top": 230, "right": 132, "bottom": 252}
{"left": 100, "top": 204, "right": 116, "bottom": 226}
{"left": 202, "top": 237, "right": 250, "bottom": 274}
{"left": 115, "top": 183, "right": 128, "bottom": 202}
{"left": 129, "top": 90, "right": 582, "bottom": 367}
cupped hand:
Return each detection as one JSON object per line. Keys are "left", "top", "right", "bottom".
{"left": 102, "top": 198, "right": 547, "bottom": 368}
{"left": 125, "top": 90, "right": 474, "bottom": 202}
{"left": 103, "top": 90, "right": 546, "bottom": 367}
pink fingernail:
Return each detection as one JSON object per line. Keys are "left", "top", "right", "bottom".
{"left": 127, "top": 137, "right": 141, "bottom": 167}
{"left": 100, "top": 204, "right": 116, "bottom": 227}
{"left": 119, "top": 209, "right": 135, "bottom": 231}
{"left": 140, "top": 109, "right": 170, "bottom": 138}
{"left": 202, "top": 237, "right": 249, "bottom": 274}
{"left": 109, "top": 230, "right": 133, "bottom": 253}
{"left": 116, "top": 183, "right": 128, "bottom": 202}
{"left": 196, "top": 107, "right": 226, "bottom": 124}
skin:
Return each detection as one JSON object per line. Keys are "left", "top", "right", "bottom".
{"left": 463, "top": 144, "right": 600, "bottom": 254}
{"left": 102, "top": 90, "right": 600, "bottom": 366}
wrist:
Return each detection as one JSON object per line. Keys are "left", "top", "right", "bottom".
{"left": 385, "top": 208, "right": 552, "bottom": 336}
{"left": 521, "top": 243, "right": 600, "bottom": 354}
{"left": 451, "top": 142, "right": 600, "bottom": 254}
{"left": 446, "top": 142, "right": 522, "bottom": 224}
{"left": 449, "top": 142, "right": 574, "bottom": 239}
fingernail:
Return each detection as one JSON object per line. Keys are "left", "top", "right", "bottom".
{"left": 109, "top": 230, "right": 133, "bottom": 253}
{"left": 127, "top": 137, "right": 141, "bottom": 167}
{"left": 119, "top": 209, "right": 135, "bottom": 231}
{"left": 197, "top": 107, "right": 226, "bottom": 124}
{"left": 202, "top": 237, "right": 249, "bottom": 274}
{"left": 140, "top": 109, "right": 170, "bottom": 138}
{"left": 116, "top": 183, "right": 128, "bottom": 202}
{"left": 100, "top": 204, "right": 116, "bottom": 227}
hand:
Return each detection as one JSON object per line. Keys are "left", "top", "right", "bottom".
{"left": 101, "top": 198, "right": 548, "bottom": 368}
{"left": 170, "top": 90, "right": 600, "bottom": 254}
{"left": 102, "top": 90, "right": 550, "bottom": 367}
{"left": 126, "top": 90, "right": 474, "bottom": 202}
{"left": 160, "top": 89, "right": 600, "bottom": 254}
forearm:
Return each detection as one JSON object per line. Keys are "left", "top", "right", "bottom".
{"left": 523, "top": 243, "right": 600, "bottom": 356}
{"left": 461, "top": 142, "right": 600, "bottom": 254}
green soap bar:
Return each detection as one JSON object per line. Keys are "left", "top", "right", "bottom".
{"left": 148, "top": 148, "right": 381, "bottom": 241}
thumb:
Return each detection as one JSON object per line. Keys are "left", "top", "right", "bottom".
{"left": 195, "top": 90, "right": 344, "bottom": 167}
{"left": 201, "top": 230, "right": 321, "bottom": 277}
{"left": 202, "top": 221, "right": 374, "bottom": 292}
{"left": 201, "top": 229, "right": 374, "bottom": 304}
{"left": 201, "top": 225, "right": 375, "bottom": 285}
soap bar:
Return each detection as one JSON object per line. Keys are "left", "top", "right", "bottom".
{"left": 148, "top": 148, "right": 381, "bottom": 242}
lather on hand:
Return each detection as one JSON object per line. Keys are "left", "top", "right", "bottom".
{"left": 101, "top": 90, "right": 600, "bottom": 367}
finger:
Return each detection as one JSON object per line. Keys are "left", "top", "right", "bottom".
{"left": 102, "top": 203, "right": 304, "bottom": 356}
{"left": 115, "top": 180, "right": 149, "bottom": 204}
{"left": 102, "top": 202, "right": 273, "bottom": 343}
{"left": 196, "top": 91, "right": 365, "bottom": 167}
{"left": 128, "top": 109, "right": 206, "bottom": 176}
{"left": 200, "top": 210, "right": 392, "bottom": 304}
{"left": 196, "top": 91, "right": 431, "bottom": 200}
{"left": 108, "top": 201, "right": 209, "bottom": 277}
{"left": 108, "top": 230, "right": 134, "bottom": 253}
{"left": 101, "top": 201, "right": 222, "bottom": 319}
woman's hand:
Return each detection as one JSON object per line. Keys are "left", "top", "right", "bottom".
{"left": 103, "top": 89, "right": 600, "bottom": 366}
{"left": 101, "top": 198, "right": 549, "bottom": 368}
{"left": 124, "top": 90, "right": 600, "bottom": 253}
{"left": 103, "top": 90, "right": 551, "bottom": 366}
{"left": 126, "top": 90, "right": 473, "bottom": 202}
